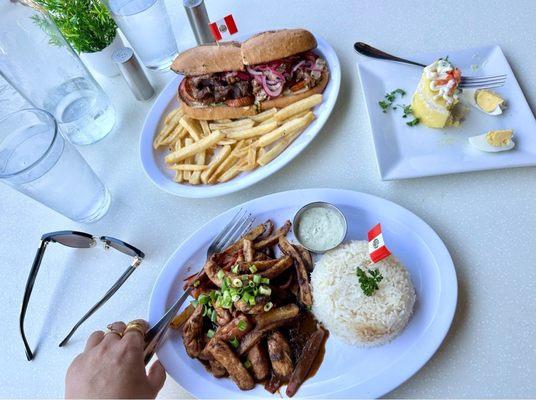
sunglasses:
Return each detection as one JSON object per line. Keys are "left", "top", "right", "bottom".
{"left": 20, "top": 230, "right": 145, "bottom": 361}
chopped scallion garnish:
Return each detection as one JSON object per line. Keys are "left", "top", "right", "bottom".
{"left": 259, "top": 286, "right": 271, "bottom": 296}
{"left": 206, "top": 329, "right": 215, "bottom": 338}
{"left": 229, "top": 336, "right": 239, "bottom": 348}
{"left": 232, "top": 278, "right": 243, "bottom": 287}
{"left": 261, "top": 278, "right": 270, "bottom": 284}
{"left": 253, "top": 274, "right": 261, "bottom": 284}
{"left": 243, "top": 360, "right": 252, "bottom": 369}
{"left": 191, "top": 300, "right": 199, "bottom": 307}
{"left": 210, "top": 309, "right": 217, "bottom": 322}
{"left": 263, "top": 302, "right": 273, "bottom": 312}
{"left": 237, "top": 320, "right": 247, "bottom": 331}
{"left": 249, "top": 265, "right": 257, "bottom": 273}
{"left": 216, "top": 269, "right": 225, "bottom": 280}
{"left": 231, "top": 264, "right": 239, "bottom": 274}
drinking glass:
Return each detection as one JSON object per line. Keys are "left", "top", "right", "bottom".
{"left": 0, "top": 109, "right": 111, "bottom": 223}
{"left": 0, "top": 2, "right": 116, "bottom": 145}
{"left": 105, "top": 0, "right": 178, "bottom": 70}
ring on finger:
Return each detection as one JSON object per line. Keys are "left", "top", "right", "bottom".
{"left": 124, "top": 321, "right": 146, "bottom": 336}
{"left": 104, "top": 327, "right": 123, "bottom": 338}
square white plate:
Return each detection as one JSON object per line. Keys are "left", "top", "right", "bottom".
{"left": 357, "top": 45, "right": 536, "bottom": 180}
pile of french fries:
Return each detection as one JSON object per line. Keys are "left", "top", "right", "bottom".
{"left": 153, "top": 94, "right": 323, "bottom": 185}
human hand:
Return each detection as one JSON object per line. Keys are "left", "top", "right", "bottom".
{"left": 65, "top": 319, "right": 166, "bottom": 399}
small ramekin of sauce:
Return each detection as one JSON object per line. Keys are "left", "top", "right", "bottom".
{"left": 293, "top": 202, "right": 347, "bottom": 253}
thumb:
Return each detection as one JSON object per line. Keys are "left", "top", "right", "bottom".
{"left": 147, "top": 360, "right": 166, "bottom": 395}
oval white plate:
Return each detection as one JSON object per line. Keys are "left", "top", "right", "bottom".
{"left": 148, "top": 188, "right": 457, "bottom": 398}
{"left": 139, "top": 34, "right": 341, "bottom": 198}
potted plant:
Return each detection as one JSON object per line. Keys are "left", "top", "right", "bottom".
{"left": 33, "top": 0, "right": 123, "bottom": 77}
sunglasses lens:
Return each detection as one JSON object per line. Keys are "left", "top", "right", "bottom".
{"left": 103, "top": 238, "right": 140, "bottom": 258}
{"left": 52, "top": 234, "right": 94, "bottom": 248}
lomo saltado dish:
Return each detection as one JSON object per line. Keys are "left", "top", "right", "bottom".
{"left": 172, "top": 219, "right": 327, "bottom": 396}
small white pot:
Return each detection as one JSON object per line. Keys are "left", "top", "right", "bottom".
{"left": 80, "top": 34, "right": 123, "bottom": 77}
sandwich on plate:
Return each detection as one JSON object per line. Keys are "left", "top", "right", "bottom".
{"left": 411, "top": 58, "right": 462, "bottom": 128}
{"left": 171, "top": 29, "right": 329, "bottom": 120}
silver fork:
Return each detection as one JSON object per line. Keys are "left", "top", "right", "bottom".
{"left": 143, "top": 208, "right": 255, "bottom": 364}
{"left": 354, "top": 42, "right": 507, "bottom": 89}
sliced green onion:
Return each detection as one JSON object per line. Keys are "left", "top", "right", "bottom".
{"left": 209, "top": 291, "right": 217, "bottom": 301}
{"left": 191, "top": 300, "right": 199, "bottom": 307}
{"left": 229, "top": 336, "right": 239, "bottom": 348}
{"left": 253, "top": 274, "right": 261, "bottom": 284}
{"left": 202, "top": 305, "right": 208, "bottom": 317}
{"left": 263, "top": 302, "right": 273, "bottom": 312}
{"left": 216, "top": 269, "right": 225, "bottom": 280}
{"left": 232, "top": 294, "right": 240, "bottom": 302}
{"left": 242, "top": 292, "right": 252, "bottom": 303}
{"left": 249, "top": 265, "right": 257, "bottom": 273}
{"left": 221, "top": 280, "right": 228, "bottom": 291}
{"left": 261, "top": 278, "right": 270, "bottom": 284}
{"left": 210, "top": 309, "right": 217, "bottom": 322}
{"left": 248, "top": 297, "right": 256, "bottom": 306}
{"left": 198, "top": 294, "right": 209, "bottom": 304}
{"left": 231, "top": 264, "right": 239, "bottom": 274}
{"left": 206, "top": 329, "right": 215, "bottom": 338}
{"left": 237, "top": 320, "right": 247, "bottom": 331}
{"left": 193, "top": 280, "right": 200, "bottom": 287}
{"left": 259, "top": 286, "right": 271, "bottom": 296}
{"left": 241, "top": 274, "right": 249, "bottom": 281}
{"left": 243, "top": 360, "right": 252, "bottom": 369}
{"left": 248, "top": 281, "right": 255, "bottom": 288}
{"left": 232, "top": 278, "right": 243, "bottom": 287}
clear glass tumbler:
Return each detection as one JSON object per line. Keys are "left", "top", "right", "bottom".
{"left": 0, "top": 2, "right": 116, "bottom": 146}
{"left": 105, "top": 0, "right": 178, "bottom": 70}
{"left": 0, "top": 109, "right": 111, "bottom": 223}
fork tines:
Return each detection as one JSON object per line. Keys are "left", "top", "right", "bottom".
{"left": 211, "top": 208, "right": 255, "bottom": 253}
{"left": 460, "top": 74, "right": 507, "bottom": 89}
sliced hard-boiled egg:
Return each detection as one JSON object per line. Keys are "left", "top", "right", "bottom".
{"left": 462, "top": 88, "right": 506, "bottom": 115}
{"left": 468, "top": 129, "right": 515, "bottom": 152}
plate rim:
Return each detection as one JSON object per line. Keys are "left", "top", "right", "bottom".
{"left": 147, "top": 188, "right": 458, "bottom": 399}
{"left": 139, "top": 34, "right": 341, "bottom": 198}
{"left": 357, "top": 44, "right": 536, "bottom": 181}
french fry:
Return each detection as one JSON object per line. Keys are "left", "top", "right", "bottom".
{"left": 273, "top": 94, "right": 322, "bottom": 122}
{"left": 208, "top": 141, "right": 246, "bottom": 184}
{"left": 217, "top": 160, "right": 246, "bottom": 182}
{"left": 256, "top": 112, "right": 314, "bottom": 148}
{"left": 165, "top": 131, "right": 224, "bottom": 164}
{"left": 250, "top": 108, "right": 277, "bottom": 123}
{"left": 226, "top": 121, "right": 278, "bottom": 140}
{"left": 199, "top": 120, "right": 211, "bottom": 137}
{"left": 257, "top": 127, "right": 305, "bottom": 166}
{"left": 174, "top": 137, "right": 182, "bottom": 152}
{"left": 164, "top": 107, "right": 182, "bottom": 124}
{"left": 209, "top": 119, "right": 254, "bottom": 130}
{"left": 179, "top": 117, "right": 203, "bottom": 141}
{"left": 259, "top": 117, "right": 277, "bottom": 126}
{"left": 154, "top": 110, "right": 183, "bottom": 147}
{"left": 201, "top": 145, "right": 232, "bottom": 184}
{"left": 169, "top": 164, "right": 208, "bottom": 171}
{"left": 217, "top": 139, "right": 237, "bottom": 146}
{"left": 183, "top": 138, "right": 193, "bottom": 179}
{"left": 280, "top": 109, "right": 310, "bottom": 124}
{"left": 173, "top": 138, "right": 183, "bottom": 182}
{"left": 190, "top": 148, "right": 206, "bottom": 184}
{"left": 214, "top": 119, "right": 232, "bottom": 123}
{"left": 170, "top": 304, "right": 194, "bottom": 329}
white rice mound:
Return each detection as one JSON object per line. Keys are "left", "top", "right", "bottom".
{"left": 311, "top": 240, "right": 415, "bottom": 346}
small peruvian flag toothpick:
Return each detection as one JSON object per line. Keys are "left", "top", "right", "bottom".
{"left": 368, "top": 223, "right": 391, "bottom": 263}
{"left": 208, "top": 14, "right": 238, "bottom": 42}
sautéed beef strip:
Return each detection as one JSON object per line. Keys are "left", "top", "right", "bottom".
{"left": 206, "top": 339, "right": 255, "bottom": 390}
{"left": 254, "top": 220, "right": 291, "bottom": 250}
{"left": 286, "top": 328, "right": 326, "bottom": 397}
{"left": 247, "top": 342, "right": 270, "bottom": 381}
{"left": 243, "top": 239, "right": 254, "bottom": 262}
{"left": 267, "top": 331, "right": 293, "bottom": 381}
{"left": 278, "top": 236, "right": 313, "bottom": 306}
{"left": 208, "top": 359, "right": 228, "bottom": 378}
{"left": 182, "top": 304, "right": 204, "bottom": 358}
{"left": 293, "top": 244, "right": 313, "bottom": 271}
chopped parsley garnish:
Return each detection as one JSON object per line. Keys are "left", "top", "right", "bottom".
{"left": 237, "top": 320, "right": 247, "bottom": 331}
{"left": 356, "top": 267, "right": 383, "bottom": 296}
{"left": 379, "top": 89, "right": 420, "bottom": 126}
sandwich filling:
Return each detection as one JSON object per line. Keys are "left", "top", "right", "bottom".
{"left": 180, "top": 51, "right": 327, "bottom": 108}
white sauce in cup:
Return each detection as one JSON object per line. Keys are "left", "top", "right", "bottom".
{"left": 296, "top": 206, "right": 346, "bottom": 252}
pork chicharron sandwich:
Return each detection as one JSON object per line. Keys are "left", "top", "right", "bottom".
{"left": 171, "top": 29, "right": 329, "bottom": 120}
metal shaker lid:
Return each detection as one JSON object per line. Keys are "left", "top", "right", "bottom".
{"left": 112, "top": 47, "right": 155, "bottom": 101}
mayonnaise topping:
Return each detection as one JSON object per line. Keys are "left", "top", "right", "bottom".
{"left": 424, "top": 59, "right": 460, "bottom": 104}
{"left": 297, "top": 206, "right": 345, "bottom": 252}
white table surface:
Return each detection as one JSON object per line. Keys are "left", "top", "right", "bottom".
{"left": 1, "top": 0, "right": 535, "bottom": 398}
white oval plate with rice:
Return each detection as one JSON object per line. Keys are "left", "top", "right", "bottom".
{"left": 139, "top": 34, "right": 341, "bottom": 198}
{"left": 148, "top": 188, "right": 457, "bottom": 398}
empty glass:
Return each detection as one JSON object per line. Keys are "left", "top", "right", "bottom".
{"left": 0, "top": 109, "right": 111, "bottom": 223}
{"left": 105, "top": 0, "right": 178, "bottom": 70}
{"left": 0, "top": 2, "right": 115, "bottom": 145}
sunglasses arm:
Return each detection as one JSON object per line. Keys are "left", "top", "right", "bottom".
{"left": 20, "top": 240, "right": 49, "bottom": 361}
{"left": 58, "top": 256, "right": 143, "bottom": 347}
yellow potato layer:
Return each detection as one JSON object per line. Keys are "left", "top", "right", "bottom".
{"left": 411, "top": 74, "right": 452, "bottom": 129}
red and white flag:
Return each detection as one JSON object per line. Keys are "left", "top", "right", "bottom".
{"left": 208, "top": 14, "right": 238, "bottom": 41}
{"left": 368, "top": 223, "right": 391, "bottom": 263}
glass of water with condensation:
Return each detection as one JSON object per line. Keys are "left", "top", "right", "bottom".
{"left": 0, "top": 3, "right": 115, "bottom": 146}
{"left": 0, "top": 109, "right": 111, "bottom": 223}
{"left": 105, "top": 0, "right": 178, "bottom": 70}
